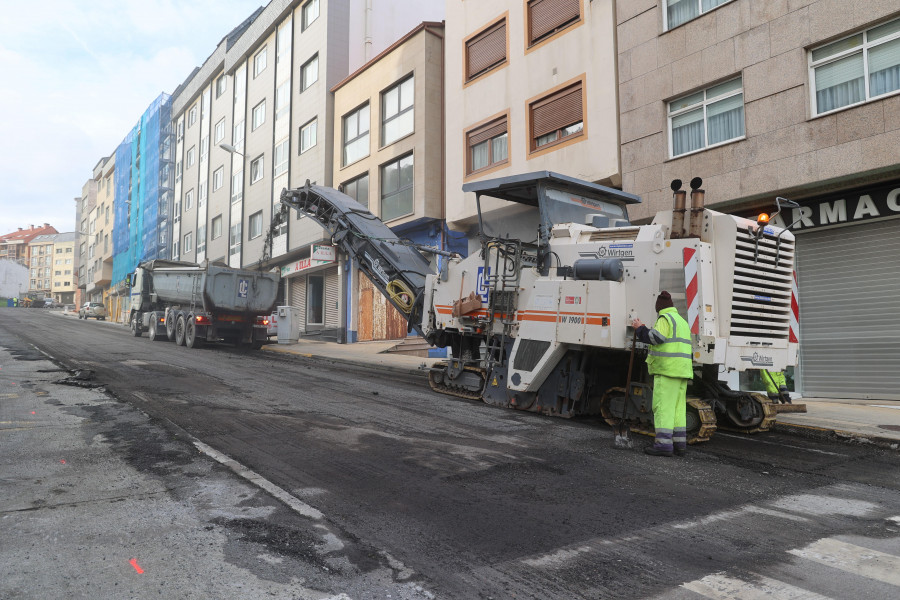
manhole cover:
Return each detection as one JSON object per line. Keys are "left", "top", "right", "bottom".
{"left": 877, "top": 425, "right": 900, "bottom": 431}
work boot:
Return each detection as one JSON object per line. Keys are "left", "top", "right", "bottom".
{"left": 674, "top": 448, "right": 686, "bottom": 457}
{"left": 644, "top": 446, "right": 673, "bottom": 457}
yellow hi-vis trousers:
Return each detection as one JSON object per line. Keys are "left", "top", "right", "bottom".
{"left": 652, "top": 374, "right": 688, "bottom": 452}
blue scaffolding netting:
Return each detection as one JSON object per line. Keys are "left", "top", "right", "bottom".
{"left": 112, "top": 94, "right": 173, "bottom": 287}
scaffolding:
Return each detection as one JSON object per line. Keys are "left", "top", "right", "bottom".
{"left": 112, "top": 93, "right": 174, "bottom": 286}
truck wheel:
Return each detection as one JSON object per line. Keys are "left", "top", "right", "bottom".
{"left": 175, "top": 314, "right": 187, "bottom": 346}
{"left": 250, "top": 340, "right": 264, "bottom": 350}
{"left": 148, "top": 313, "right": 161, "bottom": 341}
{"left": 185, "top": 314, "right": 203, "bottom": 349}
{"left": 131, "top": 314, "right": 142, "bottom": 337}
{"left": 165, "top": 311, "right": 176, "bottom": 341}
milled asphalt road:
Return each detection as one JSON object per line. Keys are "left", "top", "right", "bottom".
{"left": 3, "top": 308, "right": 900, "bottom": 599}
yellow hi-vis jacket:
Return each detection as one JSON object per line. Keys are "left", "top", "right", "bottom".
{"left": 762, "top": 370, "right": 788, "bottom": 394}
{"left": 646, "top": 307, "right": 694, "bottom": 379}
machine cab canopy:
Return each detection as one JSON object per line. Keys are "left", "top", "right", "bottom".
{"left": 462, "top": 171, "right": 641, "bottom": 237}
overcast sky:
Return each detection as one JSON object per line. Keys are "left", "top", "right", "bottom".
{"left": 0, "top": 0, "right": 265, "bottom": 235}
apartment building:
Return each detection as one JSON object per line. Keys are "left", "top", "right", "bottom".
{"left": 445, "top": 0, "right": 621, "bottom": 248}
{"left": 75, "top": 173, "right": 99, "bottom": 308}
{"left": 28, "top": 232, "right": 75, "bottom": 303}
{"left": 332, "top": 22, "right": 464, "bottom": 342}
{"left": 617, "top": 1, "right": 900, "bottom": 399}
{"left": 0, "top": 224, "right": 58, "bottom": 267}
{"left": 84, "top": 157, "right": 117, "bottom": 316}
{"left": 170, "top": 0, "right": 444, "bottom": 342}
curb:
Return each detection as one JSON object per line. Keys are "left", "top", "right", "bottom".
{"left": 772, "top": 422, "right": 900, "bottom": 451}
{"left": 261, "top": 344, "right": 431, "bottom": 379}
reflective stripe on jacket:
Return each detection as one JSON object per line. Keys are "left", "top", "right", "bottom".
{"left": 762, "top": 370, "right": 787, "bottom": 394}
{"left": 646, "top": 307, "right": 694, "bottom": 379}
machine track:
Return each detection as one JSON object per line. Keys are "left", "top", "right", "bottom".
{"left": 427, "top": 363, "right": 487, "bottom": 401}
{"left": 716, "top": 393, "right": 778, "bottom": 434}
{"left": 599, "top": 388, "right": 718, "bottom": 444}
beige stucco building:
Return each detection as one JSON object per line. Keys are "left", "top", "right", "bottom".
{"left": 445, "top": 0, "right": 621, "bottom": 243}
{"left": 331, "top": 22, "right": 449, "bottom": 341}
{"left": 616, "top": 1, "right": 900, "bottom": 399}
{"left": 29, "top": 232, "right": 76, "bottom": 304}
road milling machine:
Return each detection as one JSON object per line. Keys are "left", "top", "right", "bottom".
{"left": 279, "top": 172, "right": 802, "bottom": 443}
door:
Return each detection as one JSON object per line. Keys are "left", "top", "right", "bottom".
{"left": 307, "top": 274, "right": 324, "bottom": 330}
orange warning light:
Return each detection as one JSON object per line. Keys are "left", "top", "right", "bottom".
{"left": 129, "top": 558, "right": 144, "bottom": 574}
{"left": 757, "top": 213, "right": 770, "bottom": 225}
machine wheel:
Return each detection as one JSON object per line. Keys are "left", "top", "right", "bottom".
{"left": 78, "top": 312, "right": 83, "bottom": 319}
{"left": 165, "top": 311, "right": 177, "bottom": 341}
{"left": 250, "top": 339, "right": 263, "bottom": 350}
{"left": 185, "top": 315, "right": 203, "bottom": 349}
{"left": 175, "top": 314, "right": 187, "bottom": 346}
{"left": 148, "top": 313, "right": 162, "bottom": 341}
{"left": 130, "top": 313, "right": 142, "bottom": 337}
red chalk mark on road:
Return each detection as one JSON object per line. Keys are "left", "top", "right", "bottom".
{"left": 31, "top": 411, "right": 36, "bottom": 415}
{"left": 59, "top": 459, "right": 66, "bottom": 464}
{"left": 129, "top": 558, "right": 144, "bottom": 574}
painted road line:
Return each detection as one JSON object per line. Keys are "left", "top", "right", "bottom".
{"left": 788, "top": 538, "right": 900, "bottom": 586}
{"left": 683, "top": 572, "right": 834, "bottom": 599}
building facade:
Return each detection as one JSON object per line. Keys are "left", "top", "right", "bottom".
{"left": 0, "top": 224, "right": 58, "bottom": 268}
{"left": 28, "top": 232, "right": 75, "bottom": 303}
{"left": 616, "top": 1, "right": 900, "bottom": 399}
{"left": 445, "top": 0, "right": 621, "bottom": 248}
{"left": 75, "top": 175, "right": 98, "bottom": 308}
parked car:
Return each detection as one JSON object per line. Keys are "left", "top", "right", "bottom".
{"left": 43, "top": 298, "right": 62, "bottom": 308}
{"left": 79, "top": 302, "right": 107, "bottom": 320}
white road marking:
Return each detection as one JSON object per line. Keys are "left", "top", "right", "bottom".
{"left": 683, "top": 572, "right": 834, "bottom": 599}
{"left": 870, "top": 405, "right": 900, "bottom": 410}
{"left": 715, "top": 432, "right": 847, "bottom": 456}
{"left": 788, "top": 538, "right": 900, "bottom": 586}
{"left": 769, "top": 495, "right": 878, "bottom": 518}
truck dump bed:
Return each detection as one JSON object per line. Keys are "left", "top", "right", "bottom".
{"left": 145, "top": 260, "right": 278, "bottom": 314}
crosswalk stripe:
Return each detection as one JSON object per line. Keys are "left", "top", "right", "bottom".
{"left": 683, "top": 572, "right": 834, "bottom": 599}
{"left": 788, "top": 538, "right": 900, "bottom": 586}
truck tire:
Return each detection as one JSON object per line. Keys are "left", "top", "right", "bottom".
{"left": 165, "top": 311, "right": 177, "bottom": 341}
{"left": 130, "top": 313, "right": 142, "bottom": 337}
{"left": 250, "top": 340, "right": 264, "bottom": 350}
{"left": 185, "top": 314, "right": 203, "bottom": 349}
{"left": 175, "top": 314, "right": 187, "bottom": 346}
{"left": 148, "top": 312, "right": 162, "bottom": 342}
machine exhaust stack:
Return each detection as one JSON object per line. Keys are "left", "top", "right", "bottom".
{"left": 670, "top": 179, "right": 686, "bottom": 239}
{"left": 689, "top": 177, "right": 705, "bottom": 238}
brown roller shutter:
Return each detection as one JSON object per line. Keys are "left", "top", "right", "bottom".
{"left": 529, "top": 0, "right": 580, "bottom": 45}
{"left": 467, "top": 21, "right": 506, "bottom": 80}
{"left": 532, "top": 83, "right": 582, "bottom": 139}
{"left": 468, "top": 119, "right": 507, "bottom": 146}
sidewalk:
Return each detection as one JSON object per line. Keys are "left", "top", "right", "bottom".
{"left": 263, "top": 339, "right": 900, "bottom": 450}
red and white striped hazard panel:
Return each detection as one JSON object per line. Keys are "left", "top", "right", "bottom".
{"left": 683, "top": 247, "right": 700, "bottom": 335}
{"left": 790, "top": 270, "right": 800, "bottom": 343}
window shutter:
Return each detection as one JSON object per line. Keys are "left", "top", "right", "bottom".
{"left": 529, "top": 0, "right": 580, "bottom": 44}
{"left": 468, "top": 119, "right": 507, "bottom": 146}
{"left": 467, "top": 21, "right": 506, "bottom": 79}
{"left": 532, "top": 84, "right": 582, "bottom": 139}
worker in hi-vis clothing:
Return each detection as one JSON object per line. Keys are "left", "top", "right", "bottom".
{"left": 632, "top": 291, "right": 694, "bottom": 457}
{"left": 762, "top": 369, "right": 791, "bottom": 404}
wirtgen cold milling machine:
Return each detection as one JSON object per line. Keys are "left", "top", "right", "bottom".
{"left": 280, "top": 172, "right": 802, "bottom": 443}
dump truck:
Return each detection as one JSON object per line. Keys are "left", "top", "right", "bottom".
{"left": 126, "top": 260, "right": 279, "bottom": 350}
{"left": 278, "top": 172, "right": 803, "bottom": 442}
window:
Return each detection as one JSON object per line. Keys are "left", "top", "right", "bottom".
{"left": 526, "top": 0, "right": 581, "bottom": 46}
{"left": 188, "top": 105, "right": 197, "bottom": 126}
{"left": 381, "top": 154, "right": 414, "bottom": 221}
{"left": 56, "top": 248, "right": 62, "bottom": 254}
{"left": 274, "top": 139, "right": 289, "bottom": 176}
{"left": 172, "top": 241, "right": 180, "bottom": 259}
{"left": 529, "top": 80, "right": 584, "bottom": 151}
{"left": 176, "top": 160, "right": 183, "bottom": 182}
{"left": 466, "top": 116, "right": 508, "bottom": 175}
{"left": 277, "top": 20, "right": 292, "bottom": 65}
{"left": 381, "top": 76, "right": 414, "bottom": 146}
{"left": 231, "top": 171, "right": 244, "bottom": 204}
{"left": 249, "top": 211, "right": 264, "bottom": 240}
{"left": 177, "top": 121, "right": 184, "bottom": 140}
{"left": 342, "top": 173, "right": 369, "bottom": 208}
{"left": 183, "top": 232, "right": 193, "bottom": 254}
{"left": 105, "top": 206, "right": 110, "bottom": 224}
{"left": 215, "top": 75, "right": 227, "bottom": 98}
{"left": 66, "top": 247, "right": 72, "bottom": 253}
{"left": 810, "top": 18, "right": 900, "bottom": 115}
{"left": 174, "top": 200, "right": 182, "bottom": 223}
{"left": 199, "top": 182, "right": 207, "bottom": 207}
{"left": 229, "top": 223, "right": 242, "bottom": 257}
{"left": 276, "top": 81, "right": 290, "bottom": 120}
{"left": 187, "top": 146, "right": 196, "bottom": 168}
{"left": 185, "top": 189, "right": 193, "bottom": 211}
{"left": 250, "top": 155, "right": 264, "bottom": 184}
{"left": 252, "top": 101, "right": 266, "bottom": 131}
{"left": 301, "top": 54, "right": 319, "bottom": 91}
{"left": 302, "top": 0, "right": 319, "bottom": 30}
{"left": 253, "top": 47, "right": 267, "bottom": 78}
{"left": 300, "top": 119, "right": 317, "bottom": 154}
{"left": 213, "top": 166, "right": 224, "bottom": 191}
{"left": 668, "top": 77, "right": 744, "bottom": 157}
{"left": 342, "top": 104, "right": 370, "bottom": 166}
{"left": 215, "top": 118, "right": 225, "bottom": 143}
{"left": 212, "top": 215, "right": 223, "bottom": 239}
{"left": 233, "top": 120, "right": 245, "bottom": 153}
{"left": 197, "top": 225, "right": 206, "bottom": 253}
{"left": 200, "top": 135, "right": 209, "bottom": 163}
{"left": 665, "top": 0, "right": 733, "bottom": 31}
{"left": 466, "top": 19, "right": 507, "bottom": 81}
